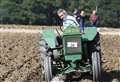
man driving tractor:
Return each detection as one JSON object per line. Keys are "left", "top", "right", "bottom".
{"left": 57, "top": 9, "right": 80, "bottom": 46}
{"left": 57, "top": 9, "right": 79, "bottom": 30}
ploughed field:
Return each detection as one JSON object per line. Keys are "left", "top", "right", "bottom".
{"left": 0, "top": 25, "right": 120, "bottom": 82}
{"left": 0, "top": 31, "right": 42, "bottom": 82}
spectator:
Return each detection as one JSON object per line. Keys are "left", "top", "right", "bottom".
{"left": 90, "top": 10, "right": 98, "bottom": 27}
{"left": 76, "top": 10, "right": 85, "bottom": 32}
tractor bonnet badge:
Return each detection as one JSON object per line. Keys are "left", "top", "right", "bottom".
{"left": 67, "top": 42, "right": 78, "bottom": 48}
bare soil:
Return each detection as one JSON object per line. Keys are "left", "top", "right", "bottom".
{"left": 0, "top": 27, "right": 120, "bottom": 82}
{"left": 100, "top": 35, "right": 120, "bottom": 82}
{"left": 0, "top": 32, "right": 42, "bottom": 82}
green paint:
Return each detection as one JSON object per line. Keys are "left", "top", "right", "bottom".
{"left": 65, "top": 54, "right": 82, "bottom": 62}
{"left": 63, "top": 27, "right": 80, "bottom": 35}
{"left": 42, "top": 29, "right": 56, "bottom": 48}
{"left": 82, "top": 27, "right": 97, "bottom": 41}
{"left": 62, "top": 29, "right": 82, "bottom": 62}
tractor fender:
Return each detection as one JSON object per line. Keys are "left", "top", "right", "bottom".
{"left": 41, "top": 29, "right": 56, "bottom": 48}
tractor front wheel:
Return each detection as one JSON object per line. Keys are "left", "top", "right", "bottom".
{"left": 44, "top": 55, "right": 53, "bottom": 82}
{"left": 39, "top": 39, "right": 53, "bottom": 82}
{"left": 92, "top": 51, "right": 101, "bottom": 81}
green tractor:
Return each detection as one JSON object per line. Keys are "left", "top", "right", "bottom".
{"left": 40, "top": 27, "right": 102, "bottom": 82}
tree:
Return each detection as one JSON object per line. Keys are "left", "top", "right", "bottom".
{"left": 0, "top": 0, "right": 119, "bottom": 27}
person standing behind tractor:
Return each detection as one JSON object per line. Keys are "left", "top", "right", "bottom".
{"left": 90, "top": 10, "right": 98, "bottom": 27}
{"left": 57, "top": 9, "right": 79, "bottom": 30}
{"left": 76, "top": 10, "right": 85, "bottom": 33}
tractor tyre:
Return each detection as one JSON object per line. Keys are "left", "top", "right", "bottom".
{"left": 44, "top": 54, "right": 53, "bottom": 82}
{"left": 90, "top": 32, "right": 101, "bottom": 52}
{"left": 92, "top": 51, "right": 101, "bottom": 81}
{"left": 39, "top": 39, "right": 53, "bottom": 82}
{"left": 94, "top": 32, "right": 101, "bottom": 52}
{"left": 87, "top": 32, "right": 101, "bottom": 62}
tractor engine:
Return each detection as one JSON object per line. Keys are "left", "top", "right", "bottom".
{"left": 62, "top": 28, "right": 82, "bottom": 62}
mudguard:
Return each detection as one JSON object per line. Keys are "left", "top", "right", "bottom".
{"left": 42, "top": 29, "right": 56, "bottom": 48}
{"left": 82, "top": 27, "right": 97, "bottom": 41}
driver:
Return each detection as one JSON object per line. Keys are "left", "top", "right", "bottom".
{"left": 56, "top": 9, "right": 79, "bottom": 46}
{"left": 57, "top": 9, "right": 79, "bottom": 30}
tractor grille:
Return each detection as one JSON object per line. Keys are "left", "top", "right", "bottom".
{"left": 64, "top": 36, "right": 81, "bottom": 54}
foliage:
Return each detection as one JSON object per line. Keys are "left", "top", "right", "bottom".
{"left": 0, "top": 0, "right": 119, "bottom": 27}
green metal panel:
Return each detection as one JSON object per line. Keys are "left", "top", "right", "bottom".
{"left": 63, "top": 35, "right": 82, "bottom": 54}
{"left": 42, "top": 29, "right": 56, "bottom": 48}
{"left": 63, "top": 35, "right": 82, "bottom": 62}
{"left": 82, "top": 27, "right": 97, "bottom": 41}
{"left": 63, "top": 27, "right": 80, "bottom": 35}
{"left": 65, "top": 54, "right": 82, "bottom": 62}
{"left": 62, "top": 28, "right": 82, "bottom": 62}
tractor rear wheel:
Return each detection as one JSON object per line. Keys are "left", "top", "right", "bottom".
{"left": 92, "top": 51, "right": 101, "bottom": 81}
{"left": 39, "top": 39, "right": 53, "bottom": 82}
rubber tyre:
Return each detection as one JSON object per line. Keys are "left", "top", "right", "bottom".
{"left": 39, "top": 39, "right": 52, "bottom": 82}
{"left": 44, "top": 55, "right": 52, "bottom": 82}
{"left": 92, "top": 51, "right": 101, "bottom": 81}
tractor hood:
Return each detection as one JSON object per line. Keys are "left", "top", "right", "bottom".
{"left": 63, "top": 27, "right": 80, "bottom": 35}
{"left": 63, "top": 27, "right": 97, "bottom": 41}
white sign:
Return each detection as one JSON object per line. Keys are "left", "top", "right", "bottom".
{"left": 67, "top": 42, "right": 78, "bottom": 48}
